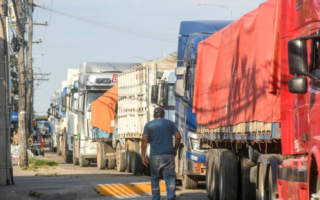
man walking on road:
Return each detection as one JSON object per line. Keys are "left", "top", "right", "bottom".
{"left": 141, "top": 107, "right": 181, "bottom": 200}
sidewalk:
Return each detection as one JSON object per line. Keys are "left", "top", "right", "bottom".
{"left": 0, "top": 147, "right": 206, "bottom": 200}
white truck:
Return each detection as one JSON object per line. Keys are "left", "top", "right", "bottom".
{"left": 108, "top": 61, "right": 176, "bottom": 175}
{"left": 57, "top": 80, "right": 67, "bottom": 156}
{"left": 60, "top": 69, "right": 79, "bottom": 163}
{"left": 49, "top": 90, "right": 61, "bottom": 152}
{"left": 73, "top": 62, "right": 137, "bottom": 167}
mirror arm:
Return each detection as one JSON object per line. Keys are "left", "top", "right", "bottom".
{"left": 299, "top": 72, "right": 319, "bottom": 81}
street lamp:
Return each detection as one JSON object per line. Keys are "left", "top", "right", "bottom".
{"left": 198, "top": 3, "right": 232, "bottom": 20}
{"left": 126, "top": 56, "right": 147, "bottom": 61}
{"left": 144, "top": 45, "right": 166, "bottom": 56}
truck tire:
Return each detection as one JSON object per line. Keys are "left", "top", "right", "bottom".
{"left": 211, "top": 149, "right": 226, "bottom": 200}
{"left": 62, "top": 133, "right": 66, "bottom": 160}
{"left": 206, "top": 150, "right": 213, "bottom": 199}
{"left": 73, "top": 140, "right": 79, "bottom": 165}
{"left": 97, "top": 143, "right": 106, "bottom": 169}
{"left": 107, "top": 159, "right": 116, "bottom": 169}
{"left": 126, "top": 143, "right": 132, "bottom": 172}
{"left": 80, "top": 156, "right": 90, "bottom": 167}
{"left": 116, "top": 143, "right": 126, "bottom": 172}
{"left": 182, "top": 174, "right": 198, "bottom": 189}
{"left": 66, "top": 154, "right": 73, "bottom": 163}
{"left": 131, "top": 141, "right": 143, "bottom": 175}
{"left": 180, "top": 147, "right": 198, "bottom": 189}
{"left": 250, "top": 166, "right": 258, "bottom": 198}
{"left": 57, "top": 137, "right": 61, "bottom": 155}
{"left": 240, "top": 152, "right": 256, "bottom": 200}
{"left": 219, "top": 150, "right": 238, "bottom": 200}
{"left": 258, "top": 163, "right": 267, "bottom": 200}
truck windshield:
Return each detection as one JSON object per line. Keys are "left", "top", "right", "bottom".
{"left": 87, "top": 91, "right": 104, "bottom": 112}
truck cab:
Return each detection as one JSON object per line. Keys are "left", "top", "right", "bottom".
{"left": 50, "top": 90, "right": 61, "bottom": 152}
{"left": 57, "top": 81, "right": 67, "bottom": 156}
{"left": 73, "top": 62, "right": 137, "bottom": 167}
{"left": 175, "top": 20, "right": 232, "bottom": 189}
{"left": 61, "top": 69, "right": 79, "bottom": 163}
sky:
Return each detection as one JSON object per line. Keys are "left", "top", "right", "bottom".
{"left": 25, "top": 0, "right": 266, "bottom": 115}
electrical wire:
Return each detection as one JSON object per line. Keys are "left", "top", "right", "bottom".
{"left": 41, "top": 0, "right": 52, "bottom": 41}
{"left": 34, "top": 4, "right": 178, "bottom": 43}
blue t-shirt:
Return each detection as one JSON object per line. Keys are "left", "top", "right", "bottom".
{"left": 143, "top": 118, "right": 179, "bottom": 156}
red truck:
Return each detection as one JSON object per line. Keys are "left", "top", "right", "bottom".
{"left": 175, "top": 0, "right": 320, "bottom": 199}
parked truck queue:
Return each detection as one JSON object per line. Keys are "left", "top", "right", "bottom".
{"left": 46, "top": 0, "right": 320, "bottom": 199}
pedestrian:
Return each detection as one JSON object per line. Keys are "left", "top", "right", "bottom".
{"left": 141, "top": 107, "right": 181, "bottom": 200}
{"left": 33, "top": 129, "right": 37, "bottom": 143}
{"left": 41, "top": 130, "right": 46, "bottom": 142}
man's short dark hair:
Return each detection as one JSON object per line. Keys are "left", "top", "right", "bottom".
{"left": 154, "top": 107, "right": 165, "bottom": 118}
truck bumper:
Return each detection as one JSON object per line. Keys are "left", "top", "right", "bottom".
{"left": 186, "top": 152, "right": 206, "bottom": 176}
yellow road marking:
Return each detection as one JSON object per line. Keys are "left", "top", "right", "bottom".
{"left": 98, "top": 183, "right": 166, "bottom": 196}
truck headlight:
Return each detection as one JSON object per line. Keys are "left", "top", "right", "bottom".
{"left": 191, "top": 138, "right": 200, "bottom": 150}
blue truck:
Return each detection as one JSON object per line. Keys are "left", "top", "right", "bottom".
{"left": 175, "top": 20, "right": 232, "bottom": 189}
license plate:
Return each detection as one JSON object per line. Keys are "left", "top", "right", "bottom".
{"left": 194, "top": 163, "right": 204, "bottom": 173}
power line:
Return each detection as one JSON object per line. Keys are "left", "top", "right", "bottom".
{"left": 34, "top": 4, "right": 178, "bottom": 43}
{"left": 41, "top": 0, "right": 52, "bottom": 41}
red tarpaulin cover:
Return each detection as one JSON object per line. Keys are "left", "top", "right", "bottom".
{"left": 193, "top": 0, "right": 281, "bottom": 129}
{"left": 90, "top": 84, "right": 118, "bottom": 133}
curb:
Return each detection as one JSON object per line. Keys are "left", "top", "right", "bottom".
{"left": 98, "top": 183, "right": 166, "bottom": 196}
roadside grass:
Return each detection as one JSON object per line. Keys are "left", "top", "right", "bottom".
{"left": 35, "top": 172, "right": 59, "bottom": 176}
{"left": 22, "top": 157, "right": 59, "bottom": 171}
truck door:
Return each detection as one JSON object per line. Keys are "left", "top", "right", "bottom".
{"left": 307, "top": 33, "right": 320, "bottom": 151}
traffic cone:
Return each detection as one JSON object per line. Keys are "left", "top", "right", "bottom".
{"left": 41, "top": 138, "right": 45, "bottom": 148}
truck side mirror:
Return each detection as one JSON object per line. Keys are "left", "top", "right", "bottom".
{"left": 175, "top": 79, "right": 184, "bottom": 98}
{"left": 175, "top": 66, "right": 186, "bottom": 98}
{"left": 175, "top": 66, "right": 186, "bottom": 76}
{"left": 288, "top": 37, "right": 319, "bottom": 80}
{"left": 289, "top": 77, "right": 307, "bottom": 94}
{"left": 61, "top": 96, "right": 67, "bottom": 108}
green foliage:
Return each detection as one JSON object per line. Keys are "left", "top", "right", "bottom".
{"left": 10, "top": 55, "right": 18, "bottom": 96}
{"left": 29, "top": 157, "right": 59, "bottom": 167}
{"left": 21, "top": 157, "right": 59, "bottom": 171}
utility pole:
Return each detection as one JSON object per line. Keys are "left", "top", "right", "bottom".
{"left": 13, "top": 0, "right": 28, "bottom": 168}
{"left": 26, "top": 0, "right": 33, "bottom": 144}
{"left": 0, "top": 0, "right": 12, "bottom": 185}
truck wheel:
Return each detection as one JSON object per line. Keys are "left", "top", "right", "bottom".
{"left": 97, "top": 143, "right": 106, "bottom": 169}
{"left": 73, "top": 140, "right": 79, "bottom": 165}
{"left": 240, "top": 152, "right": 256, "bottom": 200}
{"left": 107, "top": 159, "right": 116, "bottom": 169}
{"left": 57, "top": 138, "right": 61, "bottom": 155}
{"left": 131, "top": 141, "right": 143, "bottom": 175}
{"left": 219, "top": 150, "right": 238, "bottom": 200}
{"left": 62, "top": 133, "right": 66, "bottom": 160}
{"left": 182, "top": 174, "right": 198, "bottom": 189}
{"left": 180, "top": 147, "right": 198, "bottom": 189}
{"left": 211, "top": 149, "right": 226, "bottom": 200}
{"left": 250, "top": 166, "right": 258, "bottom": 198}
{"left": 258, "top": 162, "right": 271, "bottom": 200}
{"left": 79, "top": 156, "right": 90, "bottom": 167}
{"left": 206, "top": 150, "right": 213, "bottom": 199}
{"left": 126, "top": 143, "right": 132, "bottom": 172}
{"left": 66, "top": 154, "right": 73, "bottom": 163}
{"left": 116, "top": 143, "right": 126, "bottom": 172}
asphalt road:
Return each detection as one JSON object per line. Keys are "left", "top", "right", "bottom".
{"left": 0, "top": 146, "right": 207, "bottom": 200}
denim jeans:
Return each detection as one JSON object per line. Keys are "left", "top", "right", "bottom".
{"left": 150, "top": 154, "right": 176, "bottom": 200}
